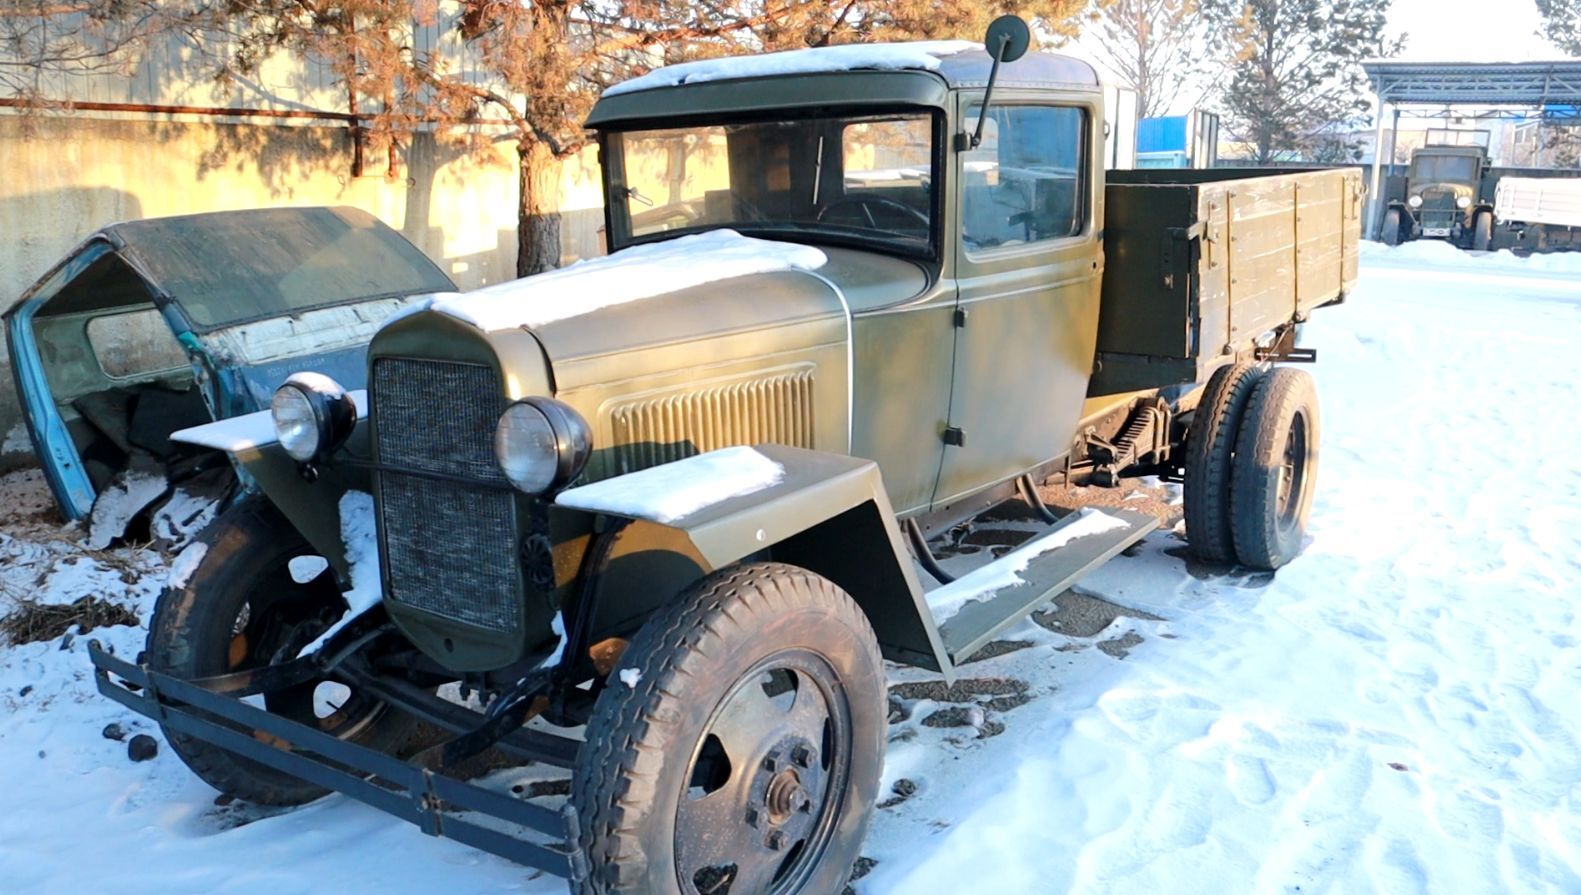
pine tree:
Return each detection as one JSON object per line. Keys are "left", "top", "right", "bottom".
{"left": 1210, "top": 0, "right": 1401, "bottom": 162}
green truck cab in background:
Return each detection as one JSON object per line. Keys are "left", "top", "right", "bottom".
{"left": 1381, "top": 129, "right": 1495, "bottom": 249}
{"left": 90, "top": 18, "right": 1361, "bottom": 895}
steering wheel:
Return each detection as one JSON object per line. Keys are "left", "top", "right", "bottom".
{"left": 816, "top": 195, "right": 929, "bottom": 231}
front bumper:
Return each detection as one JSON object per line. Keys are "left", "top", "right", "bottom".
{"left": 88, "top": 641, "right": 587, "bottom": 881}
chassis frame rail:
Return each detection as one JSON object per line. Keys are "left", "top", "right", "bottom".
{"left": 87, "top": 641, "right": 588, "bottom": 882}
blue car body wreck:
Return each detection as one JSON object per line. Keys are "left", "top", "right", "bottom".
{"left": 3, "top": 206, "right": 454, "bottom": 533}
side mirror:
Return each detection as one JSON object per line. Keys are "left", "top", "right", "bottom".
{"left": 984, "top": 15, "right": 1031, "bottom": 64}
{"left": 968, "top": 16, "right": 1033, "bottom": 149}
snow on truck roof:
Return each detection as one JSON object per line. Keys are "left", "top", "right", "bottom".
{"left": 603, "top": 41, "right": 1099, "bottom": 97}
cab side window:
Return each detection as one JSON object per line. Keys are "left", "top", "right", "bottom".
{"left": 962, "top": 104, "right": 1088, "bottom": 252}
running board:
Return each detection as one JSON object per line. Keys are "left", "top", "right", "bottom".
{"left": 928, "top": 509, "right": 1159, "bottom": 665}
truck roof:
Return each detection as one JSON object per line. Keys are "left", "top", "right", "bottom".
{"left": 588, "top": 44, "right": 1099, "bottom": 128}
{"left": 601, "top": 42, "right": 1098, "bottom": 98}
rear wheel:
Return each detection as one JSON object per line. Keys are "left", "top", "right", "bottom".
{"left": 573, "top": 563, "right": 886, "bottom": 895}
{"left": 147, "top": 499, "right": 418, "bottom": 805}
{"left": 1184, "top": 362, "right": 1264, "bottom": 564}
{"left": 1381, "top": 209, "right": 1404, "bottom": 246}
{"left": 1472, "top": 211, "right": 1493, "bottom": 251}
{"left": 1230, "top": 368, "right": 1321, "bottom": 570}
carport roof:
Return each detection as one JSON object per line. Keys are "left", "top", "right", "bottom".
{"left": 1363, "top": 59, "right": 1581, "bottom": 107}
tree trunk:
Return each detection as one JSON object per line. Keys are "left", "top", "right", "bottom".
{"left": 517, "top": 140, "right": 562, "bottom": 277}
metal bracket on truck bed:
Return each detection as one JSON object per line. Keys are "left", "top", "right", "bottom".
{"left": 86, "top": 641, "right": 588, "bottom": 883}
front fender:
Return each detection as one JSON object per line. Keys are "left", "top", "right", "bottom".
{"left": 556, "top": 443, "right": 954, "bottom": 680}
{"left": 169, "top": 399, "right": 372, "bottom": 583}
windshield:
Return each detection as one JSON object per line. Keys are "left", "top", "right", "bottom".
{"left": 1412, "top": 155, "right": 1478, "bottom": 185}
{"left": 608, "top": 111, "right": 938, "bottom": 256}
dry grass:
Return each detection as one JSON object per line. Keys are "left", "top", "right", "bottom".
{"left": 0, "top": 596, "right": 140, "bottom": 646}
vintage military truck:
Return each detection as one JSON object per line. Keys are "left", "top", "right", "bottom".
{"left": 90, "top": 17, "right": 1360, "bottom": 895}
{"left": 1381, "top": 130, "right": 1495, "bottom": 249}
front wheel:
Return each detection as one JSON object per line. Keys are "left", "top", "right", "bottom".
{"left": 573, "top": 563, "right": 886, "bottom": 895}
{"left": 1381, "top": 209, "right": 1403, "bottom": 246}
{"left": 147, "top": 499, "right": 418, "bottom": 805}
{"left": 1472, "top": 211, "right": 1493, "bottom": 251}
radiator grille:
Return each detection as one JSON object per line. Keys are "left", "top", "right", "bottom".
{"left": 372, "top": 357, "right": 518, "bottom": 632}
{"left": 601, "top": 368, "right": 816, "bottom": 476}
{"left": 1419, "top": 189, "right": 1460, "bottom": 229}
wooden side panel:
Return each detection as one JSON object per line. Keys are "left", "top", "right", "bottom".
{"left": 1294, "top": 172, "right": 1344, "bottom": 317}
{"left": 1224, "top": 177, "right": 1297, "bottom": 346}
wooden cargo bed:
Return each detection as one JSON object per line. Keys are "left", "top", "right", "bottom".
{"left": 1090, "top": 167, "right": 1363, "bottom": 396}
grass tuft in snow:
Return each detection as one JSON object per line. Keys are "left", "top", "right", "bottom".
{"left": 0, "top": 595, "right": 139, "bottom": 646}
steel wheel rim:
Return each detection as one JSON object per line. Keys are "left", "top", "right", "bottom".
{"left": 674, "top": 649, "right": 852, "bottom": 895}
{"left": 231, "top": 551, "right": 384, "bottom": 737}
{"left": 1276, "top": 410, "right": 1310, "bottom": 530}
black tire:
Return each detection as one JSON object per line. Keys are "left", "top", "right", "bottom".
{"left": 1473, "top": 211, "right": 1493, "bottom": 251}
{"left": 147, "top": 498, "right": 418, "bottom": 806}
{"left": 1230, "top": 368, "right": 1321, "bottom": 571}
{"left": 1381, "top": 209, "right": 1403, "bottom": 246}
{"left": 573, "top": 563, "right": 886, "bottom": 895}
{"left": 1184, "top": 362, "right": 1264, "bottom": 564}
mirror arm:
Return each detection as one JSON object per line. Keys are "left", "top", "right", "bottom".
{"left": 969, "top": 35, "right": 1011, "bottom": 150}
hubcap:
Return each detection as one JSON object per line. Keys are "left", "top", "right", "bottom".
{"left": 675, "top": 653, "right": 850, "bottom": 895}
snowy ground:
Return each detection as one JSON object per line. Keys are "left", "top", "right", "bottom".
{"left": 2, "top": 243, "right": 1579, "bottom": 893}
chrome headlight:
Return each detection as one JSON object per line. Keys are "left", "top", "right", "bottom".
{"left": 494, "top": 398, "right": 592, "bottom": 494}
{"left": 1408, "top": 195, "right": 1423, "bottom": 208}
{"left": 271, "top": 372, "right": 356, "bottom": 463}
{"left": 1457, "top": 196, "right": 1472, "bottom": 209}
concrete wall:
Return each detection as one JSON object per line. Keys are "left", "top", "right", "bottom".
{"left": 0, "top": 112, "right": 606, "bottom": 472}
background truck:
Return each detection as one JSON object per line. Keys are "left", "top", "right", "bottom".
{"left": 90, "top": 17, "right": 1360, "bottom": 895}
{"left": 1495, "top": 175, "right": 1581, "bottom": 251}
{"left": 1382, "top": 129, "right": 1495, "bottom": 249}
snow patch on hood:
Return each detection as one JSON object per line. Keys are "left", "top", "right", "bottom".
{"left": 557, "top": 446, "right": 785, "bottom": 524}
{"left": 383, "top": 230, "right": 827, "bottom": 334}
{"left": 604, "top": 41, "right": 978, "bottom": 96}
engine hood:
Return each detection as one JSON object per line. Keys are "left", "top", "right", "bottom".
{"left": 528, "top": 244, "right": 928, "bottom": 390}
{"left": 372, "top": 234, "right": 927, "bottom": 481}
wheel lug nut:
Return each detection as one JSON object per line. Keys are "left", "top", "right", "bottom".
{"left": 791, "top": 745, "right": 814, "bottom": 768}
{"left": 745, "top": 807, "right": 762, "bottom": 828}
{"left": 762, "top": 755, "right": 779, "bottom": 771}
{"left": 765, "top": 830, "right": 787, "bottom": 851}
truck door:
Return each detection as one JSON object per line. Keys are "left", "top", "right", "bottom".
{"left": 934, "top": 94, "right": 1105, "bottom": 507}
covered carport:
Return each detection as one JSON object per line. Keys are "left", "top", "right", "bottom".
{"left": 1361, "top": 59, "right": 1581, "bottom": 239}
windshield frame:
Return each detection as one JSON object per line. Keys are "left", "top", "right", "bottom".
{"left": 598, "top": 105, "right": 948, "bottom": 262}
